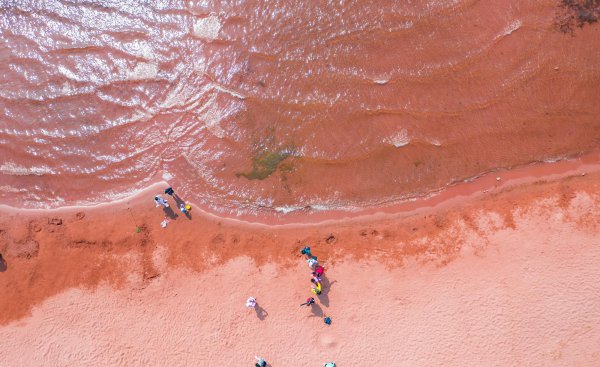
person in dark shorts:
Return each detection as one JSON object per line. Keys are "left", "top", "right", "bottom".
{"left": 164, "top": 187, "right": 175, "bottom": 196}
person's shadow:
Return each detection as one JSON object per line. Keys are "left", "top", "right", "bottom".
{"left": 162, "top": 206, "right": 178, "bottom": 220}
{"left": 173, "top": 194, "right": 192, "bottom": 220}
{"left": 255, "top": 304, "right": 268, "bottom": 320}
{"left": 0, "top": 257, "right": 7, "bottom": 272}
{"left": 309, "top": 302, "right": 324, "bottom": 318}
{"left": 317, "top": 274, "right": 336, "bottom": 307}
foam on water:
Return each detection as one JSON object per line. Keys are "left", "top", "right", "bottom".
{"left": 0, "top": 0, "right": 598, "bottom": 218}
{"left": 192, "top": 14, "right": 222, "bottom": 40}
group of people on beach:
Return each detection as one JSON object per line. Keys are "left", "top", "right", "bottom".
{"left": 304, "top": 247, "right": 325, "bottom": 296}
{"left": 154, "top": 186, "right": 191, "bottom": 227}
{"left": 301, "top": 246, "right": 335, "bottom": 365}
{"left": 245, "top": 245, "right": 336, "bottom": 367}
{"left": 156, "top": 188, "right": 333, "bottom": 366}
{"left": 300, "top": 246, "right": 330, "bottom": 323}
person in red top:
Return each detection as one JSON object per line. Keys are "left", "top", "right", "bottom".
{"left": 313, "top": 265, "right": 324, "bottom": 277}
{"left": 300, "top": 297, "right": 315, "bottom": 306}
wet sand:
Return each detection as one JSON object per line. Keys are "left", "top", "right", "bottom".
{"left": 0, "top": 161, "right": 599, "bottom": 365}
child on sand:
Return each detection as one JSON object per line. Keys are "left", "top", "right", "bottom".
{"left": 300, "top": 297, "right": 315, "bottom": 307}
{"left": 254, "top": 356, "right": 267, "bottom": 367}
{"left": 246, "top": 297, "right": 257, "bottom": 308}
{"left": 179, "top": 203, "right": 188, "bottom": 214}
{"left": 154, "top": 195, "right": 169, "bottom": 207}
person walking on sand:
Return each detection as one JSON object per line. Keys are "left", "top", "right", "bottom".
{"left": 300, "top": 297, "right": 315, "bottom": 307}
{"left": 246, "top": 297, "right": 257, "bottom": 308}
{"left": 165, "top": 187, "right": 175, "bottom": 196}
{"left": 310, "top": 278, "right": 322, "bottom": 288}
{"left": 307, "top": 256, "right": 318, "bottom": 268}
{"left": 313, "top": 265, "right": 324, "bottom": 277}
{"left": 254, "top": 356, "right": 267, "bottom": 367}
{"left": 311, "top": 280, "right": 322, "bottom": 295}
{"left": 154, "top": 195, "right": 169, "bottom": 208}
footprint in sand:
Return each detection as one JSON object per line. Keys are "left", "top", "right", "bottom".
{"left": 319, "top": 333, "right": 337, "bottom": 348}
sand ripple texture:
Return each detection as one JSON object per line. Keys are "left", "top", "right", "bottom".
{"left": 1, "top": 1, "right": 599, "bottom": 216}
{"left": 0, "top": 190, "right": 599, "bottom": 366}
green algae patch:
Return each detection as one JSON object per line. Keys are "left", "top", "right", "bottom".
{"left": 237, "top": 149, "right": 292, "bottom": 180}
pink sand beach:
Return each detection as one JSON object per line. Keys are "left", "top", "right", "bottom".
{"left": 1, "top": 1, "right": 600, "bottom": 365}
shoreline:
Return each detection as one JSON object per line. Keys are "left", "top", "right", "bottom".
{"left": 1, "top": 150, "right": 599, "bottom": 228}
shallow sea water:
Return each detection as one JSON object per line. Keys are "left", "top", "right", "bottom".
{"left": 0, "top": 0, "right": 599, "bottom": 216}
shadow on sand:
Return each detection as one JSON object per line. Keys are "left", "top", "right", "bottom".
{"left": 255, "top": 304, "right": 269, "bottom": 320}
{"left": 162, "top": 206, "right": 178, "bottom": 220}
{"left": 308, "top": 302, "right": 324, "bottom": 318}
{"left": 317, "top": 274, "right": 336, "bottom": 307}
{"left": 0, "top": 257, "right": 6, "bottom": 272}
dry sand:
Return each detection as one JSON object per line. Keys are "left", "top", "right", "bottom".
{"left": 0, "top": 159, "right": 599, "bottom": 366}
